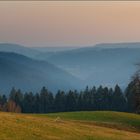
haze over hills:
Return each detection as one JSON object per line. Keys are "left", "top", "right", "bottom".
{"left": 37, "top": 43, "right": 140, "bottom": 88}
{"left": 33, "top": 46, "right": 79, "bottom": 59}
{"left": 0, "top": 52, "right": 81, "bottom": 94}
{"left": 0, "top": 42, "right": 140, "bottom": 91}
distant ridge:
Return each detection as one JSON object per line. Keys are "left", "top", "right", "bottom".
{"left": 94, "top": 42, "right": 140, "bottom": 49}
{"left": 0, "top": 43, "right": 39, "bottom": 58}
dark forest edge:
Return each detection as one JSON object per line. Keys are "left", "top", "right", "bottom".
{"left": 0, "top": 75, "right": 140, "bottom": 114}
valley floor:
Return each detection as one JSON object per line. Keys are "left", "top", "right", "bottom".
{"left": 0, "top": 111, "right": 140, "bottom": 140}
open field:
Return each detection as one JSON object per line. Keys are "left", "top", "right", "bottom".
{"left": 0, "top": 111, "right": 140, "bottom": 140}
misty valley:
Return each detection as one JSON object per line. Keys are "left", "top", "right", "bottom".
{"left": 0, "top": 42, "right": 140, "bottom": 93}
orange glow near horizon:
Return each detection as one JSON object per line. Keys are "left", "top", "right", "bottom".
{"left": 0, "top": 1, "right": 140, "bottom": 47}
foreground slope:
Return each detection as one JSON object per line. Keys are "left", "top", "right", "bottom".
{"left": 0, "top": 111, "right": 140, "bottom": 140}
{"left": 46, "top": 111, "right": 140, "bottom": 131}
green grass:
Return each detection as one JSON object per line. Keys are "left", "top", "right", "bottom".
{"left": 0, "top": 111, "right": 139, "bottom": 140}
{"left": 44, "top": 111, "right": 140, "bottom": 130}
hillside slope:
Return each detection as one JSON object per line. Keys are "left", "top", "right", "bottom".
{"left": 41, "top": 43, "right": 140, "bottom": 87}
{"left": 1, "top": 42, "right": 140, "bottom": 90}
{"left": 0, "top": 43, "right": 39, "bottom": 58}
{"left": 0, "top": 52, "right": 81, "bottom": 93}
{"left": 0, "top": 111, "right": 139, "bottom": 140}
{"left": 46, "top": 111, "right": 140, "bottom": 131}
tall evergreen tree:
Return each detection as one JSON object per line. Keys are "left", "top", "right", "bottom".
{"left": 34, "top": 93, "right": 40, "bottom": 113}
{"left": 126, "top": 75, "right": 140, "bottom": 113}
{"left": 95, "top": 86, "right": 104, "bottom": 110}
{"left": 54, "top": 90, "right": 66, "bottom": 112}
{"left": 66, "top": 90, "right": 77, "bottom": 111}
{"left": 39, "top": 87, "right": 54, "bottom": 113}
{"left": 23, "top": 92, "right": 34, "bottom": 113}
{"left": 112, "top": 85, "right": 126, "bottom": 111}
{"left": 9, "top": 87, "right": 16, "bottom": 101}
{"left": 77, "top": 91, "right": 84, "bottom": 111}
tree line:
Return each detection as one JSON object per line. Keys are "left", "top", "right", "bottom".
{"left": 0, "top": 76, "right": 140, "bottom": 114}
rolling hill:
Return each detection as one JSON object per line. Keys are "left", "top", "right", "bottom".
{"left": 0, "top": 52, "right": 81, "bottom": 94}
{"left": 39, "top": 43, "right": 140, "bottom": 88}
{"left": 0, "top": 43, "right": 78, "bottom": 59}
{"left": 0, "top": 111, "right": 139, "bottom": 140}
{"left": 0, "top": 43, "right": 40, "bottom": 58}
{"left": 1, "top": 42, "right": 140, "bottom": 90}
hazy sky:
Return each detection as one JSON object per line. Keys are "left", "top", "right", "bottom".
{"left": 1, "top": 1, "right": 140, "bottom": 47}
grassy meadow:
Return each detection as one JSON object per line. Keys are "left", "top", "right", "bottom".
{"left": 0, "top": 111, "right": 140, "bottom": 140}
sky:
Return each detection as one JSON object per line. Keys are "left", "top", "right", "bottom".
{"left": 1, "top": 1, "right": 140, "bottom": 47}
